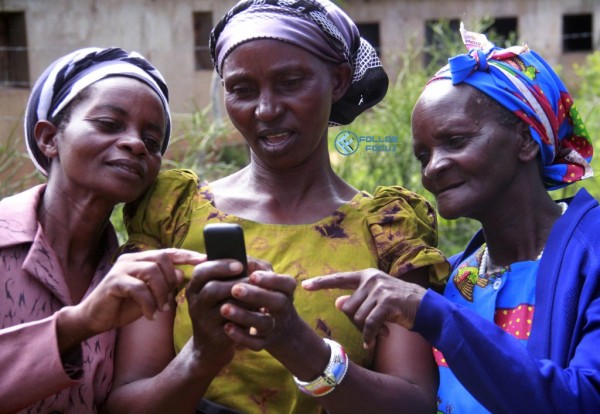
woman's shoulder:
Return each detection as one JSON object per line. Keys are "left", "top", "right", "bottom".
{"left": 155, "top": 168, "right": 201, "bottom": 188}
{"left": 0, "top": 185, "right": 45, "bottom": 246}
{"left": 132, "top": 169, "right": 200, "bottom": 205}
{"left": 122, "top": 169, "right": 205, "bottom": 249}
{"left": 355, "top": 185, "right": 436, "bottom": 218}
{"left": 356, "top": 185, "right": 449, "bottom": 283}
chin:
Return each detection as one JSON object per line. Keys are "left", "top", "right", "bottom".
{"left": 435, "top": 200, "right": 466, "bottom": 221}
{"left": 437, "top": 209, "right": 463, "bottom": 221}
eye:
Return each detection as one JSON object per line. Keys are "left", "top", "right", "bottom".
{"left": 446, "top": 135, "right": 469, "bottom": 149}
{"left": 227, "top": 82, "right": 256, "bottom": 98}
{"left": 280, "top": 76, "right": 303, "bottom": 90}
{"left": 94, "top": 118, "right": 122, "bottom": 132}
{"left": 142, "top": 134, "right": 162, "bottom": 153}
{"left": 415, "top": 152, "right": 430, "bottom": 169}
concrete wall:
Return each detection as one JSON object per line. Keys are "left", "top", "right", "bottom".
{"left": 343, "top": 0, "right": 599, "bottom": 76}
{"left": 0, "top": 0, "right": 598, "bottom": 163}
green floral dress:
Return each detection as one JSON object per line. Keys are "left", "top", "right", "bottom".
{"left": 122, "top": 169, "right": 448, "bottom": 414}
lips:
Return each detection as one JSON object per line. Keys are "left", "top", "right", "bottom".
{"left": 257, "top": 128, "right": 294, "bottom": 150}
{"left": 107, "top": 158, "right": 145, "bottom": 179}
{"left": 263, "top": 132, "right": 289, "bottom": 144}
{"left": 435, "top": 182, "right": 463, "bottom": 197}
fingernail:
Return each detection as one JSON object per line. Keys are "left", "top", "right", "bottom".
{"left": 232, "top": 284, "right": 246, "bottom": 297}
{"left": 221, "top": 304, "right": 233, "bottom": 317}
{"left": 301, "top": 280, "right": 311, "bottom": 288}
{"left": 162, "top": 303, "right": 170, "bottom": 312}
{"left": 229, "top": 262, "right": 243, "bottom": 272}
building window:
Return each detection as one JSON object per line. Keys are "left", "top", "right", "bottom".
{"left": 424, "top": 18, "right": 518, "bottom": 68}
{"left": 563, "top": 14, "right": 593, "bottom": 52}
{"left": 487, "top": 17, "right": 518, "bottom": 46}
{"left": 0, "top": 12, "right": 29, "bottom": 87}
{"left": 356, "top": 22, "right": 381, "bottom": 55}
{"left": 424, "top": 19, "right": 461, "bottom": 68}
{"left": 194, "top": 11, "right": 213, "bottom": 71}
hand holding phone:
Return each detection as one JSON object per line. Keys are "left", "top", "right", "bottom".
{"left": 203, "top": 223, "right": 248, "bottom": 278}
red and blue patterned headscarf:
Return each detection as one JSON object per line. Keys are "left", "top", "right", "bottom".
{"left": 431, "top": 25, "right": 593, "bottom": 190}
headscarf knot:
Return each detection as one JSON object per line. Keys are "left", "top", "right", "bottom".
{"left": 448, "top": 48, "right": 490, "bottom": 83}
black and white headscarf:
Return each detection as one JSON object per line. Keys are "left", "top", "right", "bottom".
{"left": 24, "top": 47, "right": 171, "bottom": 176}
{"left": 210, "top": 0, "right": 389, "bottom": 125}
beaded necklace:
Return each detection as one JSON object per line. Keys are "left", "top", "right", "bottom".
{"left": 478, "top": 202, "right": 568, "bottom": 277}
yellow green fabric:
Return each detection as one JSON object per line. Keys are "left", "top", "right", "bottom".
{"left": 122, "top": 169, "right": 449, "bottom": 414}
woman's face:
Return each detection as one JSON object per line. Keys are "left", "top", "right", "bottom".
{"left": 222, "top": 39, "right": 347, "bottom": 170}
{"left": 411, "top": 81, "right": 524, "bottom": 220}
{"left": 47, "top": 76, "right": 166, "bottom": 203}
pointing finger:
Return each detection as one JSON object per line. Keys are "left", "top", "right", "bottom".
{"left": 301, "top": 271, "right": 363, "bottom": 291}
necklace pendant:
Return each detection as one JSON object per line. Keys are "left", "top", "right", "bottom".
{"left": 493, "top": 277, "right": 502, "bottom": 290}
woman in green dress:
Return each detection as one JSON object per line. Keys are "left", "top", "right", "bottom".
{"left": 104, "top": 1, "right": 448, "bottom": 413}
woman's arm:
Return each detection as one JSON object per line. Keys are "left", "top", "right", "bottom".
{"left": 414, "top": 289, "right": 600, "bottom": 414}
{"left": 102, "top": 258, "right": 258, "bottom": 414}
{"left": 101, "top": 308, "right": 224, "bottom": 414}
{"left": 304, "top": 268, "right": 600, "bottom": 413}
{"left": 0, "top": 249, "right": 204, "bottom": 413}
{"left": 223, "top": 267, "right": 437, "bottom": 413}
{"left": 0, "top": 316, "right": 79, "bottom": 413}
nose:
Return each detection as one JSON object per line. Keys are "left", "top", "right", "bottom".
{"left": 254, "top": 91, "right": 283, "bottom": 122}
{"left": 117, "top": 130, "right": 147, "bottom": 156}
{"left": 423, "top": 150, "right": 449, "bottom": 180}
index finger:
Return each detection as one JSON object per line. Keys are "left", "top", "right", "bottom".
{"left": 301, "top": 271, "right": 363, "bottom": 291}
{"left": 162, "top": 248, "right": 207, "bottom": 265}
{"left": 120, "top": 248, "right": 206, "bottom": 266}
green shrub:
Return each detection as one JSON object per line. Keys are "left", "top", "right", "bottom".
{"left": 0, "top": 118, "right": 43, "bottom": 199}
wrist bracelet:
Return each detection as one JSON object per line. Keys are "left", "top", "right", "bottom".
{"left": 293, "top": 338, "right": 349, "bottom": 397}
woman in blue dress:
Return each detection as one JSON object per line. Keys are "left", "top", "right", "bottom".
{"left": 304, "top": 26, "right": 600, "bottom": 413}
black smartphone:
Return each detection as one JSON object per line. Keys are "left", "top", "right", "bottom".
{"left": 203, "top": 223, "right": 248, "bottom": 278}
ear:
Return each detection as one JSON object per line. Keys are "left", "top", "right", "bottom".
{"left": 331, "top": 62, "right": 352, "bottom": 103}
{"left": 33, "top": 120, "right": 59, "bottom": 159}
{"left": 516, "top": 123, "right": 539, "bottom": 162}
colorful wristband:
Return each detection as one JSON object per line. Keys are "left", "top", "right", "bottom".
{"left": 293, "top": 338, "right": 349, "bottom": 397}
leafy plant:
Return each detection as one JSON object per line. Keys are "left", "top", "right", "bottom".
{"left": 0, "top": 117, "right": 43, "bottom": 199}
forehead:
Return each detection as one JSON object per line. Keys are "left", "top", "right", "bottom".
{"left": 418, "top": 81, "right": 474, "bottom": 107}
{"left": 414, "top": 81, "right": 501, "bottom": 121}
{"left": 77, "top": 77, "right": 164, "bottom": 114}
{"left": 222, "top": 38, "right": 325, "bottom": 76}
{"left": 86, "top": 76, "right": 159, "bottom": 99}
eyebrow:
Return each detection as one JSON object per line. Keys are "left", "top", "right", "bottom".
{"left": 92, "top": 103, "right": 128, "bottom": 115}
{"left": 92, "top": 104, "right": 166, "bottom": 135}
{"left": 225, "top": 62, "right": 308, "bottom": 80}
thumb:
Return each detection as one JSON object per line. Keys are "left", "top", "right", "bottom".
{"left": 335, "top": 295, "right": 351, "bottom": 310}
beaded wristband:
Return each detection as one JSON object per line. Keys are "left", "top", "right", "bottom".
{"left": 293, "top": 338, "right": 349, "bottom": 397}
